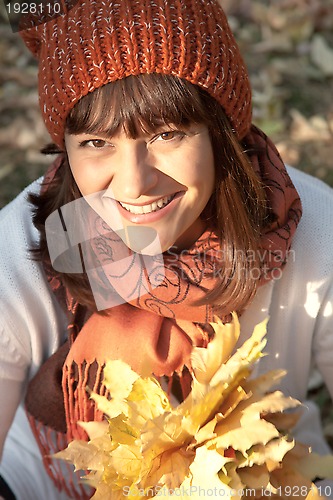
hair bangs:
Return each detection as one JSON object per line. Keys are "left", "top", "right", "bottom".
{"left": 66, "top": 73, "right": 209, "bottom": 138}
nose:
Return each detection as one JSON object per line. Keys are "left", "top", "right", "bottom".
{"left": 108, "top": 142, "right": 158, "bottom": 200}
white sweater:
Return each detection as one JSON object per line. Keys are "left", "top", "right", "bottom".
{"left": 1, "top": 166, "right": 333, "bottom": 499}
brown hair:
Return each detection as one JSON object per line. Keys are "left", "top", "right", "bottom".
{"left": 30, "top": 74, "right": 268, "bottom": 315}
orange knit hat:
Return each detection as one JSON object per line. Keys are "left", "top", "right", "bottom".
{"left": 20, "top": 0, "right": 252, "bottom": 147}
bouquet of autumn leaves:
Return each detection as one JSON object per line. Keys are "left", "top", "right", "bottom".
{"left": 55, "top": 315, "right": 333, "bottom": 499}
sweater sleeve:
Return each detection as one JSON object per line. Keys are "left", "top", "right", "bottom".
{"left": 0, "top": 181, "right": 67, "bottom": 462}
{"left": 286, "top": 166, "right": 333, "bottom": 403}
{"left": 0, "top": 321, "right": 30, "bottom": 461}
{"left": 313, "top": 279, "right": 333, "bottom": 401}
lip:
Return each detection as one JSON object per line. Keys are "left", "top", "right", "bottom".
{"left": 117, "top": 195, "right": 173, "bottom": 207}
{"left": 117, "top": 191, "right": 184, "bottom": 223}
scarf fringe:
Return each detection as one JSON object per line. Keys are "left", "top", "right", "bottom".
{"left": 62, "top": 360, "right": 108, "bottom": 442}
{"left": 26, "top": 411, "right": 93, "bottom": 499}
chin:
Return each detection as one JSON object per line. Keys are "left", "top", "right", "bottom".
{"left": 116, "top": 227, "right": 166, "bottom": 256}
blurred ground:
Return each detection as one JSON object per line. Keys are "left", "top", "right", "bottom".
{"left": 0, "top": 1, "right": 332, "bottom": 444}
{"left": 225, "top": 0, "right": 333, "bottom": 185}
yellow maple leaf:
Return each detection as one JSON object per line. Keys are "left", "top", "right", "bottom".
{"left": 127, "top": 377, "right": 171, "bottom": 423}
{"left": 191, "top": 314, "right": 240, "bottom": 384}
{"left": 90, "top": 360, "right": 139, "bottom": 419}
{"left": 241, "top": 437, "right": 295, "bottom": 469}
{"left": 142, "top": 446, "right": 195, "bottom": 491}
{"left": 182, "top": 448, "right": 233, "bottom": 497}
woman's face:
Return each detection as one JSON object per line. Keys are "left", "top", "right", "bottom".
{"left": 65, "top": 123, "right": 215, "bottom": 253}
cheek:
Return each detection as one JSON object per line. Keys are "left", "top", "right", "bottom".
{"left": 67, "top": 157, "right": 104, "bottom": 196}
{"left": 189, "top": 138, "right": 215, "bottom": 185}
{"left": 191, "top": 151, "right": 215, "bottom": 192}
{"left": 172, "top": 147, "right": 214, "bottom": 186}
{"left": 203, "top": 149, "right": 215, "bottom": 194}
{"left": 68, "top": 163, "right": 88, "bottom": 194}
{"left": 66, "top": 152, "right": 81, "bottom": 183}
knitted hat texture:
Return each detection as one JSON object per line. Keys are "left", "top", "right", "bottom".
{"left": 21, "top": 0, "right": 252, "bottom": 147}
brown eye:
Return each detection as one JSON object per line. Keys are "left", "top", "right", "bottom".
{"left": 160, "top": 131, "right": 176, "bottom": 141}
{"left": 91, "top": 139, "right": 107, "bottom": 148}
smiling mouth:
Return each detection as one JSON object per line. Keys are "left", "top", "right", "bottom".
{"left": 118, "top": 195, "right": 176, "bottom": 215}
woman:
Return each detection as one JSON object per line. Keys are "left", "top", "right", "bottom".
{"left": 0, "top": 0, "right": 333, "bottom": 498}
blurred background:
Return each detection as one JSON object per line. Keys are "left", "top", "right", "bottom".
{"left": 0, "top": 0, "right": 333, "bottom": 443}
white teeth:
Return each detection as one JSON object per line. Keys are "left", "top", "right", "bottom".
{"left": 119, "top": 195, "right": 173, "bottom": 214}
